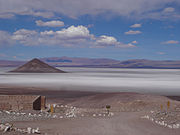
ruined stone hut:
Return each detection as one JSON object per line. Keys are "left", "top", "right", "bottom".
{"left": 0, "top": 95, "right": 46, "bottom": 111}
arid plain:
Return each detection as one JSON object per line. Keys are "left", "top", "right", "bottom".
{"left": 1, "top": 65, "right": 180, "bottom": 135}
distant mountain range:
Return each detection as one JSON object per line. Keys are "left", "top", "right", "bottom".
{"left": 0, "top": 60, "right": 25, "bottom": 67}
{"left": 1, "top": 57, "right": 180, "bottom": 69}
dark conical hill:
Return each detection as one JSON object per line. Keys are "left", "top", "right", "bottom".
{"left": 10, "top": 58, "right": 66, "bottom": 73}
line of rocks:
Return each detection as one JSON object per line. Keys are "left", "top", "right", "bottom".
{"left": 141, "top": 110, "right": 180, "bottom": 129}
{"left": 0, "top": 104, "right": 115, "bottom": 135}
{"left": 0, "top": 104, "right": 115, "bottom": 123}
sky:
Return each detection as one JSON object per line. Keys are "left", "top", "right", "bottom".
{"left": 0, "top": 0, "right": 180, "bottom": 61}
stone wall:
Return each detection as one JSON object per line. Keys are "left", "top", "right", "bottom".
{"left": 0, "top": 95, "right": 46, "bottom": 111}
{"left": 0, "top": 102, "right": 11, "bottom": 110}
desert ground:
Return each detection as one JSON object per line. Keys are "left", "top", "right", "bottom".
{"left": 0, "top": 86, "right": 180, "bottom": 135}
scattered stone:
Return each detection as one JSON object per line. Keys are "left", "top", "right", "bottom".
{"left": 0, "top": 123, "right": 41, "bottom": 134}
{"left": 141, "top": 110, "right": 180, "bottom": 129}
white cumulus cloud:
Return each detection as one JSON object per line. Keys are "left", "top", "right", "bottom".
{"left": 11, "top": 26, "right": 93, "bottom": 46}
{"left": 55, "top": 25, "right": 92, "bottom": 39}
{"left": 39, "top": 25, "right": 94, "bottom": 47}
{"left": 36, "top": 20, "right": 64, "bottom": 27}
{"left": 12, "top": 29, "right": 39, "bottom": 45}
{"left": 40, "top": 30, "right": 55, "bottom": 36}
{"left": 163, "top": 7, "right": 175, "bottom": 13}
{"left": 0, "top": 25, "right": 136, "bottom": 49}
{"left": 0, "top": 0, "right": 180, "bottom": 20}
{"left": 162, "top": 40, "right": 179, "bottom": 44}
{"left": 95, "top": 35, "right": 117, "bottom": 46}
{"left": 131, "top": 41, "right": 138, "bottom": 44}
{"left": 125, "top": 30, "right": 142, "bottom": 35}
{"left": 0, "top": 31, "right": 14, "bottom": 46}
{"left": 130, "top": 24, "right": 142, "bottom": 28}
{"left": 94, "top": 35, "right": 136, "bottom": 48}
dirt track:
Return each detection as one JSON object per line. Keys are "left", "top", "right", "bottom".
{"left": 1, "top": 86, "right": 180, "bottom": 135}
{"left": 11, "top": 112, "right": 180, "bottom": 135}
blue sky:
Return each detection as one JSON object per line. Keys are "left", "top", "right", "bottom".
{"left": 0, "top": 0, "right": 180, "bottom": 61}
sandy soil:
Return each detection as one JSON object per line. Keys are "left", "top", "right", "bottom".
{"left": 12, "top": 112, "right": 180, "bottom": 135}
{"left": 1, "top": 85, "right": 180, "bottom": 135}
{"left": 0, "top": 86, "right": 102, "bottom": 104}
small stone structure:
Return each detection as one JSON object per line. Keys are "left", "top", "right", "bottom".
{"left": 0, "top": 95, "right": 46, "bottom": 111}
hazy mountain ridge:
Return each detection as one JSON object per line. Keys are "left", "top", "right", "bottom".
{"left": 1, "top": 57, "right": 180, "bottom": 69}
{"left": 0, "top": 60, "right": 25, "bottom": 67}
{"left": 40, "top": 57, "right": 119, "bottom": 67}
{"left": 110, "top": 59, "right": 180, "bottom": 69}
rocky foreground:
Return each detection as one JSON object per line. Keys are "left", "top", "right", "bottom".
{"left": 0, "top": 89, "right": 180, "bottom": 135}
